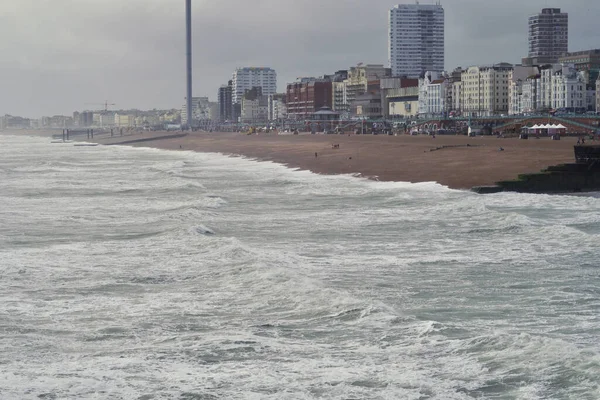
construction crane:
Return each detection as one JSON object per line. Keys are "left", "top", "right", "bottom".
{"left": 84, "top": 101, "right": 116, "bottom": 112}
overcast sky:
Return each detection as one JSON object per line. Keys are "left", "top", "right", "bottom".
{"left": 1, "top": 0, "right": 599, "bottom": 118}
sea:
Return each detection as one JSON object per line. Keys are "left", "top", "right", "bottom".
{"left": 1, "top": 134, "right": 599, "bottom": 400}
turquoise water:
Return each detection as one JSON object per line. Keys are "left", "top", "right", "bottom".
{"left": 1, "top": 134, "right": 599, "bottom": 399}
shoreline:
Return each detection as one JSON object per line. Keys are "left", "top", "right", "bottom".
{"left": 6, "top": 130, "right": 581, "bottom": 190}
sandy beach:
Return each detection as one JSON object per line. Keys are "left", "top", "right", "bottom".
{"left": 81, "top": 130, "right": 583, "bottom": 190}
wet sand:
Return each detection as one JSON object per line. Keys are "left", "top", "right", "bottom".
{"left": 89, "top": 130, "right": 582, "bottom": 190}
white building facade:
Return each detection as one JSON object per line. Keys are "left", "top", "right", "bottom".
{"left": 450, "top": 81, "right": 462, "bottom": 114}
{"left": 418, "top": 71, "right": 447, "bottom": 117}
{"left": 509, "top": 64, "right": 587, "bottom": 114}
{"left": 508, "top": 66, "right": 539, "bottom": 115}
{"left": 267, "top": 94, "right": 287, "bottom": 121}
{"left": 550, "top": 65, "right": 586, "bottom": 111}
{"left": 332, "top": 82, "right": 346, "bottom": 113}
{"left": 521, "top": 79, "right": 540, "bottom": 113}
{"left": 388, "top": 3, "right": 444, "bottom": 78}
{"left": 232, "top": 67, "right": 277, "bottom": 105}
{"left": 181, "top": 97, "right": 211, "bottom": 125}
{"left": 461, "top": 63, "right": 513, "bottom": 117}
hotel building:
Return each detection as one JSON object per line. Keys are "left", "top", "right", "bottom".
{"left": 461, "top": 63, "right": 513, "bottom": 117}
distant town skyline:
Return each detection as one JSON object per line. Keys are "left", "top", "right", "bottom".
{"left": 1, "top": 0, "right": 599, "bottom": 118}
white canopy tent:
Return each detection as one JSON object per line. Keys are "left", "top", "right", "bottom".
{"left": 527, "top": 123, "right": 567, "bottom": 136}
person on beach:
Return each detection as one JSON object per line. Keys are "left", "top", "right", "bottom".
{"left": 315, "top": 152, "right": 318, "bottom": 158}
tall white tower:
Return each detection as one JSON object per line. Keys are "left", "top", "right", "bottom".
{"left": 388, "top": 2, "right": 445, "bottom": 78}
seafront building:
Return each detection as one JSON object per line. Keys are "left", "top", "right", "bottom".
{"left": 451, "top": 80, "right": 463, "bottom": 115}
{"left": 328, "top": 70, "right": 349, "bottom": 114}
{"left": 342, "top": 64, "right": 391, "bottom": 114}
{"left": 512, "top": 64, "right": 586, "bottom": 114}
{"left": 520, "top": 79, "right": 539, "bottom": 114}
{"left": 75, "top": 111, "right": 94, "bottom": 127}
{"left": 240, "top": 87, "right": 268, "bottom": 124}
{"left": 218, "top": 81, "right": 233, "bottom": 122}
{"left": 386, "top": 86, "right": 419, "bottom": 117}
{"left": 93, "top": 112, "right": 116, "bottom": 128}
{"left": 586, "top": 88, "right": 597, "bottom": 112}
{"left": 286, "top": 78, "right": 333, "bottom": 119}
{"left": 208, "top": 102, "right": 219, "bottom": 122}
{"left": 444, "top": 68, "right": 464, "bottom": 116}
{"left": 540, "top": 64, "right": 585, "bottom": 111}
{"left": 418, "top": 71, "right": 448, "bottom": 117}
{"left": 379, "top": 77, "right": 418, "bottom": 118}
{"left": 558, "top": 49, "right": 600, "bottom": 85}
{"left": 231, "top": 67, "right": 277, "bottom": 105}
{"left": 388, "top": 2, "right": 444, "bottom": 78}
{"left": 332, "top": 81, "right": 346, "bottom": 114}
{"left": 508, "top": 66, "right": 539, "bottom": 115}
{"left": 351, "top": 79, "right": 385, "bottom": 119}
{"left": 181, "top": 97, "right": 211, "bottom": 126}
{"left": 461, "top": 63, "right": 513, "bottom": 117}
{"left": 114, "top": 114, "right": 135, "bottom": 128}
{"left": 551, "top": 66, "right": 586, "bottom": 111}
{"left": 523, "top": 8, "right": 568, "bottom": 66}
{"left": 597, "top": 75, "right": 600, "bottom": 111}
{"left": 267, "top": 93, "right": 287, "bottom": 122}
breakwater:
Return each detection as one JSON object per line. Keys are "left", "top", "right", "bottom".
{"left": 102, "top": 133, "right": 188, "bottom": 146}
{"left": 473, "top": 145, "right": 600, "bottom": 194}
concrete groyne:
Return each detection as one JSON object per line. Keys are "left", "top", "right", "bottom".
{"left": 102, "top": 133, "right": 188, "bottom": 146}
{"left": 473, "top": 145, "right": 600, "bottom": 194}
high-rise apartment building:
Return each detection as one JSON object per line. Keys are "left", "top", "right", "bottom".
{"left": 527, "top": 8, "right": 568, "bottom": 63}
{"left": 231, "top": 67, "right": 277, "bottom": 105}
{"left": 388, "top": 2, "right": 444, "bottom": 78}
{"left": 218, "top": 80, "right": 233, "bottom": 122}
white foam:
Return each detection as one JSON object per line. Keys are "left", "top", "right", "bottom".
{"left": 1, "top": 134, "right": 600, "bottom": 398}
